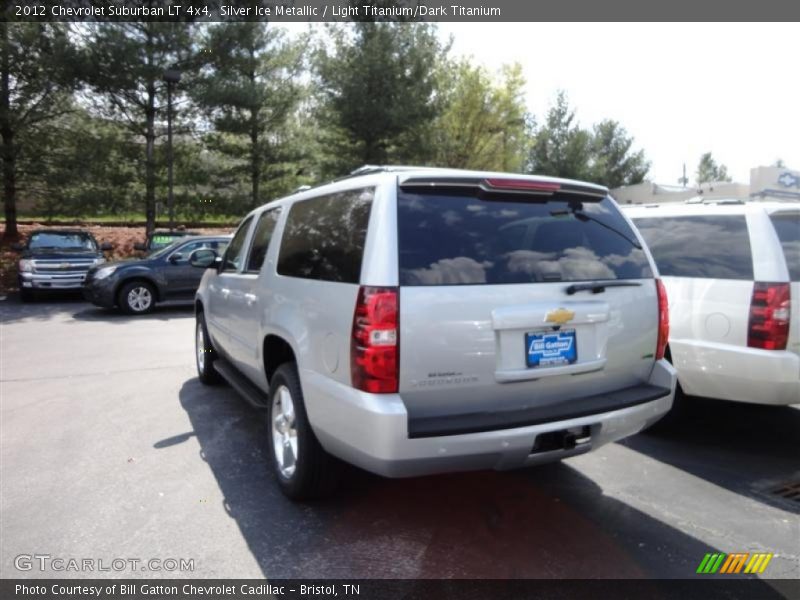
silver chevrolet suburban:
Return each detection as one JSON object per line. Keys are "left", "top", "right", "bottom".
{"left": 191, "top": 166, "right": 677, "bottom": 499}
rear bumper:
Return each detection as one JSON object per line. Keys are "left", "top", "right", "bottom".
{"left": 303, "top": 360, "right": 676, "bottom": 478}
{"left": 671, "top": 340, "right": 800, "bottom": 406}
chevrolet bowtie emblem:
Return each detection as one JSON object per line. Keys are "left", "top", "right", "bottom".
{"left": 545, "top": 307, "right": 575, "bottom": 325}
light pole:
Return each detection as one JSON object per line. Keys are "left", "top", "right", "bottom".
{"left": 162, "top": 67, "right": 181, "bottom": 231}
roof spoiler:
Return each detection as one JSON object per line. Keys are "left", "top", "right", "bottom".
{"left": 399, "top": 176, "right": 608, "bottom": 200}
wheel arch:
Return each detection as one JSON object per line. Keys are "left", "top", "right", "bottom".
{"left": 263, "top": 334, "right": 297, "bottom": 385}
{"left": 114, "top": 276, "right": 162, "bottom": 304}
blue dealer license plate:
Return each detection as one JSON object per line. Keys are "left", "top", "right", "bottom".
{"left": 525, "top": 329, "right": 577, "bottom": 368}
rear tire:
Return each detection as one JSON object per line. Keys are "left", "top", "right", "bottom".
{"left": 196, "top": 312, "right": 222, "bottom": 385}
{"left": 118, "top": 280, "right": 156, "bottom": 315}
{"left": 267, "top": 362, "right": 342, "bottom": 500}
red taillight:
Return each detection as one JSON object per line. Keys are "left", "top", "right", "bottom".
{"left": 748, "top": 282, "right": 790, "bottom": 350}
{"left": 656, "top": 279, "right": 669, "bottom": 360}
{"left": 483, "top": 178, "right": 561, "bottom": 193}
{"left": 351, "top": 286, "right": 399, "bottom": 393}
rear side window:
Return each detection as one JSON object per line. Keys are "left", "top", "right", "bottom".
{"left": 770, "top": 213, "right": 800, "bottom": 281}
{"left": 633, "top": 215, "right": 754, "bottom": 280}
{"left": 246, "top": 208, "right": 281, "bottom": 273}
{"left": 397, "top": 192, "right": 651, "bottom": 285}
{"left": 277, "top": 188, "right": 374, "bottom": 283}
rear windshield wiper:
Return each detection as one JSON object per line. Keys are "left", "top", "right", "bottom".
{"left": 565, "top": 281, "right": 643, "bottom": 295}
{"left": 551, "top": 206, "right": 643, "bottom": 250}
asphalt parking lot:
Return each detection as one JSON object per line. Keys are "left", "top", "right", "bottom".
{"left": 1, "top": 296, "right": 798, "bottom": 585}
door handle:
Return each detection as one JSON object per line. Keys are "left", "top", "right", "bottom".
{"left": 244, "top": 293, "right": 258, "bottom": 306}
{"left": 221, "top": 288, "right": 231, "bottom": 298}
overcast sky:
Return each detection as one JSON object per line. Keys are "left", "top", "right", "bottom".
{"left": 439, "top": 22, "right": 799, "bottom": 183}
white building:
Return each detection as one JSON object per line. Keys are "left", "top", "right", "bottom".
{"left": 612, "top": 165, "right": 800, "bottom": 204}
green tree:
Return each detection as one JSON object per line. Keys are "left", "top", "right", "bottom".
{"left": 432, "top": 61, "right": 531, "bottom": 172}
{"left": 527, "top": 91, "right": 592, "bottom": 181}
{"left": 590, "top": 119, "right": 650, "bottom": 188}
{"left": 696, "top": 152, "right": 731, "bottom": 184}
{"left": 315, "top": 22, "right": 446, "bottom": 175}
{"left": 193, "top": 22, "right": 307, "bottom": 209}
{"left": 1, "top": 22, "right": 78, "bottom": 238}
{"left": 23, "top": 109, "right": 140, "bottom": 219}
{"left": 84, "top": 22, "right": 195, "bottom": 234}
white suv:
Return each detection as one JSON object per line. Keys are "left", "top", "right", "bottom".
{"left": 625, "top": 200, "right": 799, "bottom": 408}
{"left": 191, "top": 167, "right": 676, "bottom": 499}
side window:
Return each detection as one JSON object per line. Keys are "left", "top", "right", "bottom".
{"left": 634, "top": 215, "right": 754, "bottom": 280}
{"left": 222, "top": 216, "right": 254, "bottom": 273}
{"left": 770, "top": 213, "right": 800, "bottom": 281}
{"left": 172, "top": 241, "right": 206, "bottom": 263}
{"left": 246, "top": 208, "right": 282, "bottom": 273}
{"left": 212, "top": 240, "right": 229, "bottom": 254}
{"left": 277, "top": 188, "right": 374, "bottom": 283}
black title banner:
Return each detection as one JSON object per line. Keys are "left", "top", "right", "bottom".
{"left": 7, "top": 0, "right": 800, "bottom": 22}
{"left": 3, "top": 579, "right": 799, "bottom": 600}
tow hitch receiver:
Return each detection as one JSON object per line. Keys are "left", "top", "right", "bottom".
{"left": 531, "top": 426, "right": 592, "bottom": 454}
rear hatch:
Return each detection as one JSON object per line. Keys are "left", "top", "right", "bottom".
{"left": 396, "top": 176, "right": 661, "bottom": 436}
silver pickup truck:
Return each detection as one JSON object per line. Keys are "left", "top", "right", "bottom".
{"left": 13, "top": 229, "right": 111, "bottom": 302}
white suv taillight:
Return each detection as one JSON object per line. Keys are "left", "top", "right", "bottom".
{"left": 656, "top": 279, "right": 669, "bottom": 360}
{"left": 351, "top": 286, "right": 399, "bottom": 393}
{"left": 748, "top": 282, "right": 790, "bottom": 350}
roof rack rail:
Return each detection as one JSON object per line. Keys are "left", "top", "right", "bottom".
{"left": 685, "top": 197, "right": 745, "bottom": 205}
{"left": 335, "top": 165, "right": 436, "bottom": 182}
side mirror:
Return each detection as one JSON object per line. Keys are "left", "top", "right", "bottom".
{"left": 10, "top": 242, "right": 24, "bottom": 251}
{"left": 168, "top": 252, "right": 184, "bottom": 264}
{"left": 189, "top": 248, "right": 219, "bottom": 269}
{"left": 133, "top": 242, "right": 147, "bottom": 251}
{"left": 100, "top": 242, "right": 113, "bottom": 251}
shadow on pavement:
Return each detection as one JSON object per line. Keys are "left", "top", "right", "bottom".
{"left": 0, "top": 294, "right": 194, "bottom": 324}
{"left": 172, "top": 377, "right": 754, "bottom": 581}
{"left": 622, "top": 396, "right": 800, "bottom": 513}
{"left": 0, "top": 292, "right": 86, "bottom": 324}
{"left": 72, "top": 303, "right": 194, "bottom": 323}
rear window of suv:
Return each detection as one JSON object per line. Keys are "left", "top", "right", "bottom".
{"left": 277, "top": 188, "right": 374, "bottom": 283}
{"left": 769, "top": 213, "right": 800, "bottom": 281}
{"left": 633, "top": 215, "right": 754, "bottom": 280}
{"left": 397, "top": 192, "right": 652, "bottom": 285}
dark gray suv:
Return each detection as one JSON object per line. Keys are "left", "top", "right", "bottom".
{"left": 83, "top": 235, "right": 230, "bottom": 314}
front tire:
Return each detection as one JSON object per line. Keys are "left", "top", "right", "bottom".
{"left": 19, "top": 287, "right": 35, "bottom": 303}
{"left": 118, "top": 280, "right": 156, "bottom": 315}
{"left": 267, "top": 362, "right": 342, "bottom": 500}
{"left": 196, "top": 313, "right": 222, "bottom": 385}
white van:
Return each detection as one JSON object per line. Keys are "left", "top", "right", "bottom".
{"left": 625, "top": 200, "right": 799, "bottom": 407}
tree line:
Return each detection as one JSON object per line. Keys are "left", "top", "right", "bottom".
{"left": 2, "top": 21, "right": 657, "bottom": 237}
